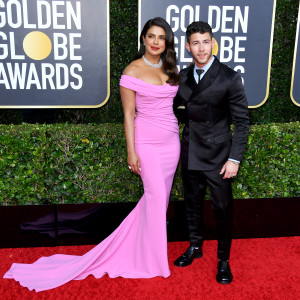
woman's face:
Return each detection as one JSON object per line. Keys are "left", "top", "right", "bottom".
{"left": 143, "top": 25, "right": 166, "bottom": 56}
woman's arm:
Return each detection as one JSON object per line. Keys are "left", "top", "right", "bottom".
{"left": 120, "top": 86, "right": 141, "bottom": 175}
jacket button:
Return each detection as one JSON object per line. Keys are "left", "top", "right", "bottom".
{"left": 207, "top": 138, "right": 212, "bottom": 142}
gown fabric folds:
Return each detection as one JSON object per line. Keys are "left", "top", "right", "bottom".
{"left": 3, "top": 75, "right": 180, "bottom": 292}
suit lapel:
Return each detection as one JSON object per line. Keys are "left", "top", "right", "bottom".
{"left": 186, "top": 65, "right": 197, "bottom": 91}
{"left": 192, "top": 57, "right": 221, "bottom": 97}
{"left": 179, "top": 58, "right": 221, "bottom": 103}
{"left": 179, "top": 66, "right": 196, "bottom": 103}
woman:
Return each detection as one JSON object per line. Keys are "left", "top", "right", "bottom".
{"left": 4, "top": 17, "right": 180, "bottom": 292}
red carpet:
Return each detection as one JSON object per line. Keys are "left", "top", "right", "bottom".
{"left": 0, "top": 237, "right": 299, "bottom": 300}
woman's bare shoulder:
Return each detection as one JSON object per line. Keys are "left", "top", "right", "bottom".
{"left": 123, "top": 59, "right": 143, "bottom": 77}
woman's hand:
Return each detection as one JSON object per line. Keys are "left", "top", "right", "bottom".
{"left": 127, "top": 151, "right": 141, "bottom": 175}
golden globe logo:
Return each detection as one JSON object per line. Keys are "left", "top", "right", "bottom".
{"left": 23, "top": 31, "right": 52, "bottom": 60}
{"left": 212, "top": 38, "right": 218, "bottom": 56}
{"left": 0, "top": 0, "right": 83, "bottom": 90}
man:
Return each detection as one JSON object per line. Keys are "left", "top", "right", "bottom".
{"left": 173, "top": 21, "right": 250, "bottom": 284}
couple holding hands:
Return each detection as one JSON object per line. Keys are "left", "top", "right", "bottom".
{"left": 4, "top": 17, "right": 249, "bottom": 292}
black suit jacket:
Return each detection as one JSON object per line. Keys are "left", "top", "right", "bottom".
{"left": 174, "top": 57, "right": 250, "bottom": 171}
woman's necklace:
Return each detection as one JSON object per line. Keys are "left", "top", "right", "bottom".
{"left": 142, "top": 55, "right": 163, "bottom": 68}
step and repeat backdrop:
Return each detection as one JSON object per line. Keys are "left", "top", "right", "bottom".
{"left": 290, "top": 2, "right": 300, "bottom": 107}
{"left": 139, "top": 0, "right": 276, "bottom": 108}
{"left": 0, "top": 0, "right": 299, "bottom": 108}
{"left": 0, "top": 0, "right": 109, "bottom": 108}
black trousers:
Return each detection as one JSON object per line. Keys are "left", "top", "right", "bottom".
{"left": 182, "top": 168, "right": 233, "bottom": 261}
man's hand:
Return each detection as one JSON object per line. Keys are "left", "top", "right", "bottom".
{"left": 220, "top": 160, "right": 239, "bottom": 179}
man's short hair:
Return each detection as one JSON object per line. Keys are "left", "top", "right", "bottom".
{"left": 186, "top": 21, "right": 213, "bottom": 43}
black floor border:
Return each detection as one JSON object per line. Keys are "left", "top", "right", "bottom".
{"left": 0, "top": 197, "right": 299, "bottom": 248}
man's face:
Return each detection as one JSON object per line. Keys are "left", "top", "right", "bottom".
{"left": 186, "top": 32, "right": 215, "bottom": 68}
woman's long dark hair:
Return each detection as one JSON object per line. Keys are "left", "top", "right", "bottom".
{"left": 135, "top": 17, "right": 179, "bottom": 86}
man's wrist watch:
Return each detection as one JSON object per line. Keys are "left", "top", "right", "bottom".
{"left": 228, "top": 158, "right": 240, "bottom": 165}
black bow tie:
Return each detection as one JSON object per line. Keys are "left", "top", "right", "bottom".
{"left": 196, "top": 69, "right": 204, "bottom": 84}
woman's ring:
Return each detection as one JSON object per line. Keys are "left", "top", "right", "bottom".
{"left": 128, "top": 166, "right": 132, "bottom": 170}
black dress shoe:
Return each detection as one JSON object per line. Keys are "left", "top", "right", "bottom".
{"left": 216, "top": 260, "right": 233, "bottom": 284}
{"left": 174, "top": 246, "right": 203, "bottom": 267}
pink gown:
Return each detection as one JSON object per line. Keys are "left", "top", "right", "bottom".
{"left": 3, "top": 75, "right": 180, "bottom": 292}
